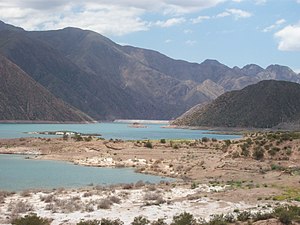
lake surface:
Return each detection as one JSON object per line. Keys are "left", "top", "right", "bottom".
{"left": 0, "top": 122, "right": 241, "bottom": 140}
{"left": 0, "top": 154, "right": 172, "bottom": 191}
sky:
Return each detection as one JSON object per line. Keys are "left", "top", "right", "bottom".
{"left": 0, "top": 0, "right": 300, "bottom": 73}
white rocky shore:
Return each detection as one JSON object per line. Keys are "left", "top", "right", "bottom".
{"left": 0, "top": 184, "right": 266, "bottom": 225}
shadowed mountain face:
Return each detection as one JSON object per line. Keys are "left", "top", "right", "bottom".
{"left": 0, "top": 21, "right": 300, "bottom": 120}
{"left": 0, "top": 54, "right": 92, "bottom": 122}
{"left": 173, "top": 80, "right": 300, "bottom": 128}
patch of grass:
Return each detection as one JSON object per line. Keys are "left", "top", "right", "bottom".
{"left": 273, "top": 187, "right": 300, "bottom": 202}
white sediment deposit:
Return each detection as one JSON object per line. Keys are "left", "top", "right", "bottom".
{"left": 0, "top": 184, "right": 261, "bottom": 225}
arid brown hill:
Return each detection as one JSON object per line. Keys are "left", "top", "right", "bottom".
{"left": 173, "top": 80, "right": 300, "bottom": 128}
{"left": 0, "top": 20, "right": 300, "bottom": 120}
{"left": 0, "top": 54, "right": 92, "bottom": 122}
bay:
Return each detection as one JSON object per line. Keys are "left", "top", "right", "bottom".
{"left": 0, "top": 154, "right": 171, "bottom": 191}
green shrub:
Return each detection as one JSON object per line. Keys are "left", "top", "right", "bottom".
{"left": 160, "top": 139, "right": 166, "bottom": 144}
{"left": 77, "top": 218, "right": 124, "bottom": 225}
{"left": 237, "top": 211, "right": 251, "bottom": 221}
{"left": 150, "top": 218, "right": 167, "bottom": 225}
{"left": 191, "top": 182, "right": 198, "bottom": 189}
{"left": 171, "top": 212, "right": 198, "bottom": 225}
{"left": 206, "top": 214, "right": 228, "bottom": 225}
{"left": 240, "top": 143, "right": 250, "bottom": 157}
{"left": 12, "top": 214, "right": 51, "bottom": 225}
{"left": 100, "top": 218, "right": 124, "bottom": 225}
{"left": 202, "top": 137, "right": 209, "bottom": 142}
{"left": 84, "top": 136, "right": 93, "bottom": 142}
{"left": 73, "top": 134, "right": 83, "bottom": 141}
{"left": 173, "top": 144, "right": 179, "bottom": 149}
{"left": 144, "top": 141, "right": 153, "bottom": 149}
{"left": 253, "top": 147, "right": 264, "bottom": 160}
{"left": 77, "top": 220, "right": 100, "bottom": 225}
{"left": 274, "top": 205, "right": 300, "bottom": 225}
{"left": 224, "top": 140, "right": 231, "bottom": 147}
{"left": 131, "top": 216, "right": 150, "bottom": 225}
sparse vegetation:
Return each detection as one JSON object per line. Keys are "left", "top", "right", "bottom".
{"left": 6, "top": 199, "right": 300, "bottom": 225}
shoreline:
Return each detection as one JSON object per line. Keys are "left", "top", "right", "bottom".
{"left": 0, "top": 134, "right": 300, "bottom": 224}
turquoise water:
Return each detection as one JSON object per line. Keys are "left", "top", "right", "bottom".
{"left": 0, "top": 154, "right": 172, "bottom": 191}
{"left": 0, "top": 122, "right": 241, "bottom": 140}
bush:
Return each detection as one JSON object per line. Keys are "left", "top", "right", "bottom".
{"left": 160, "top": 139, "right": 166, "bottom": 144}
{"left": 253, "top": 147, "right": 264, "bottom": 160}
{"left": 100, "top": 218, "right": 124, "bottom": 225}
{"left": 150, "top": 218, "right": 167, "bottom": 225}
{"left": 131, "top": 216, "right": 150, "bottom": 225}
{"left": 274, "top": 205, "right": 300, "bottom": 225}
{"left": 73, "top": 134, "right": 83, "bottom": 141}
{"left": 224, "top": 140, "right": 231, "bottom": 147}
{"left": 202, "top": 137, "right": 209, "bottom": 142}
{"left": 12, "top": 214, "right": 51, "bottom": 225}
{"left": 8, "top": 200, "right": 33, "bottom": 214}
{"left": 173, "top": 144, "right": 179, "bottom": 149}
{"left": 240, "top": 143, "right": 250, "bottom": 157}
{"left": 171, "top": 212, "right": 197, "bottom": 225}
{"left": 77, "top": 220, "right": 101, "bottom": 225}
{"left": 97, "top": 198, "right": 113, "bottom": 209}
{"left": 84, "top": 136, "right": 93, "bottom": 142}
{"left": 77, "top": 219, "right": 124, "bottom": 225}
{"left": 207, "top": 214, "right": 228, "bottom": 225}
{"left": 237, "top": 211, "right": 251, "bottom": 221}
{"left": 144, "top": 141, "right": 153, "bottom": 149}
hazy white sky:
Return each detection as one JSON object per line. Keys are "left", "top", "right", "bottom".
{"left": 0, "top": 0, "right": 300, "bottom": 72}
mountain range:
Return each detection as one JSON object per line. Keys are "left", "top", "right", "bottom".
{"left": 173, "top": 80, "right": 300, "bottom": 128}
{"left": 0, "top": 20, "right": 300, "bottom": 121}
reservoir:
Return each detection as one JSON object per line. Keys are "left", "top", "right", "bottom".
{"left": 0, "top": 122, "right": 241, "bottom": 140}
{"left": 0, "top": 154, "right": 172, "bottom": 192}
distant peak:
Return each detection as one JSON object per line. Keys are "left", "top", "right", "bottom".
{"left": 242, "top": 64, "right": 263, "bottom": 70}
{"left": 266, "top": 64, "right": 294, "bottom": 73}
{"left": 201, "top": 59, "right": 221, "bottom": 65}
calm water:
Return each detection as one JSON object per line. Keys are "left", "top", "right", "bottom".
{"left": 0, "top": 154, "right": 172, "bottom": 191}
{"left": 0, "top": 122, "right": 241, "bottom": 140}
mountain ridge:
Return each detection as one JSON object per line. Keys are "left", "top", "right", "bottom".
{"left": 0, "top": 20, "right": 300, "bottom": 121}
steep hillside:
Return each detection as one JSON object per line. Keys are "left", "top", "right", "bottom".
{"left": 173, "top": 80, "right": 300, "bottom": 128}
{"left": 0, "top": 54, "right": 92, "bottom": 122}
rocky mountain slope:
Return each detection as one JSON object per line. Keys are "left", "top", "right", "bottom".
{"left": 0, "top": 20, "right": 300, "bottom": 120}
{"left": 0, "top": 54, "right": 92, "bottom": 122}
{"left": 173, "top": 80, "right": 300, "bottom": 128}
